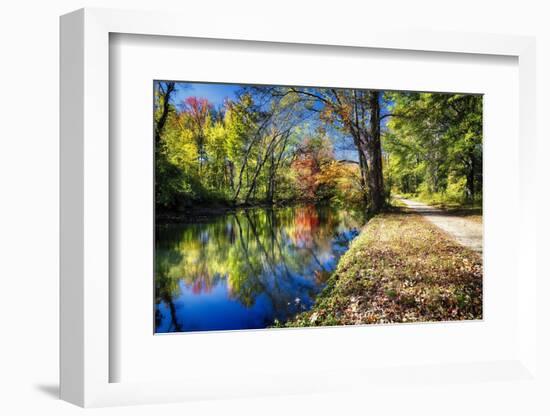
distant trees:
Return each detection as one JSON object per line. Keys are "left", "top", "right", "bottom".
{"left": 273, "top": 87, "right": 387, "bottom": 213}
{"left": 386, "top": 93, "right": 482, "bottom": 203}
{"left": 154, "top": 81, "right": 186, "bottom": 208}
{"left": 180, "top": 97, "right": 212, "bottom": 175}
{"left": 228, "top": 90, "right": 306, "bottom": 205}
{"left": 154, "top": 87, "right": 308, "bottom": 208}
{"left": 154, "top": 82, "right": 483, "bottom": 212}
{"left": 292, "top": 135, "right": 334, "bottom": 200}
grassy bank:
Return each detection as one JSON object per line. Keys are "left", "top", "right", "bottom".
{"left": 282, "top": 209, "right": 483, "bottom": 327}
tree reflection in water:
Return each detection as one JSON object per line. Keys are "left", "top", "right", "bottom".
{"left": 155, "top": 204, "right": 365, "bottom": 332}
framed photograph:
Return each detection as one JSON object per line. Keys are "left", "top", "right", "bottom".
{"left": 151, "top": 79, "right": 484, "bottom": 334}
{"left": 60, "top": 8, "right": 538, "bottom": 407}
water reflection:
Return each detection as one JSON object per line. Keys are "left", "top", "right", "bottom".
{"left": 155, "top": 204, "right": 365, "bottom": 333}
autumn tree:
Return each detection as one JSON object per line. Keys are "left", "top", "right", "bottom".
{"left": 180, "top": 97, "right": 212, "bottom": 176}
{"left": 153, "top": 81, "right": 482, "bottom": 212}
{"left": 292, "top": 135, "right": 334, "bottom": 200}
{"left": 272, "top": 87, "right": 388, "bottom": 213}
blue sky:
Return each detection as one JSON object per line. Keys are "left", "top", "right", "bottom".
{"left": 170, "top": 82, "right": 241, "bottom": 108}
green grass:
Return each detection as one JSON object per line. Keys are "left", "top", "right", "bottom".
{"left": 282, "top": 209, "right": 483, "bottom": 327}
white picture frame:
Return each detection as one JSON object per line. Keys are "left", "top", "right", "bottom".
{"left": 60, "top": 7, "right": 538, "bottom": 407}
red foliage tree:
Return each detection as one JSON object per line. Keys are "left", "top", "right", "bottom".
{"left": 180, "top": 97, "right": 212, "bottom": 172}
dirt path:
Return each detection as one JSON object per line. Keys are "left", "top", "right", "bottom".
{"left": 396, "top": 197, "right": 483, "bottom": 253}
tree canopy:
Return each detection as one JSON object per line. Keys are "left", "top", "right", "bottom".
{"left": 154, "top": 82, "right": 483, "bottom": 213}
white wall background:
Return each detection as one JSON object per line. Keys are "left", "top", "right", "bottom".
{"left": 0, "top": 0, "right": 548, "bottom": 415}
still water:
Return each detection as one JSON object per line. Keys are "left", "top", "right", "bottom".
{"left": 155, "top": 204, "right": 365, "bottom": 333}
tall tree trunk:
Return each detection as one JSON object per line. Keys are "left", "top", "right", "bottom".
{"left": 244, "top": 133, "right": 280, "bottom": 203}
{"left": 267, "top": 151, "right": 275, "bottom": 203}
{"left": 154, "top": 82, "right": 175, "bottom": 145}
{"left": 466, "top": 168, "right": 474, "bottom": 202}
{"left": 198, "top": 135, "right": 204, "bottom": 177}
{"left": 351, "top": 132, "right": 369, "bottom": 204}
{"left": 466, "top": 150, "right": 475, "bottom": 202}
{"left": 366, "top": 90, "right": 385, "bottom": 213}
{"left": 358, "top": 149, "right": 369, "bottom": 203}
{"left": 268, "top": 131, "right": 290, "bottom": 204}
{"left": 232, "top": 117, "right": 272, "bottom": 203}
{"left": 352, "top": 90, "right": 369, "bottom": 203}
{"left": 228, "top": 160, "right": 235, "bottom": 192}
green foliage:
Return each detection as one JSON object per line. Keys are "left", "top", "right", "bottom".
{"left": 384, "top": 92, "right": 483, "bottom": 205}
{"left": 154, "top": 82, "right": 482, "bottom": 212}
{"left": 154, "top": 85, "right": 364, "bottom": 210}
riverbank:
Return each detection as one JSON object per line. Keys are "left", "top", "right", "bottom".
{"left": 281, "top": 208, "right": 483, "bottom": 327}
{"left": 157, "top": 201, "right": 292, "bottom": 223}
{"left": 156, "top": 199, "right": 366, "bottom": 223}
